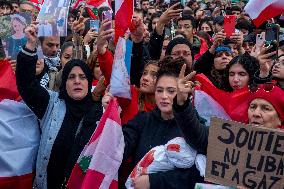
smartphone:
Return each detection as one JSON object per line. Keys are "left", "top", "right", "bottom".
{"left": 265, "top": 23, "right": 280, "bottom": 59}
{"left": 90, "top": 20, "right": 100, "bottom": 33}
{"left": 102, "top": 10, "right": 112, "bottom": 30}
{"left": 256, "top": 32, "right": 265, "bottom": 50}
{"left": 224, "top": 15, "right": 236, "bottom": 38}
{"left": 204, "top": 9, "right": 211, "bottom": 17}
{"left": 169, "top": 0, "right": 182, "bottom": 9}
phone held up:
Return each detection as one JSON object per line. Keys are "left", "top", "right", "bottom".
{"left": 264, "top": 23, "right": 280, "bottom": 59}
{"left": 224, "top": 14, "right": 236, "bottom": 38}
{"left": 90, "top": 20, "right": 100, "bottom": 33}
{"left": 169, "top": 0, "right": 182, "bottom": 9}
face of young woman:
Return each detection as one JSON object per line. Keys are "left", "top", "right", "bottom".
{"left": 60, "top": 46, "right": 73, "bottom": 67}
{"left": 140, "top": 64, "right": 159, "bottom": 93}
{"left": 155, "top": 76, "right": 177, "bottom": 116}
{"left": 201, "top": 23, "right": 211, "bottom": 32}
{"left": 12, "top": 19, "right": 25, "bottom": 33}
{"left": 213, "top": 52, "right": 232, "bottom": 70}
{"left": 248, "top": 98, "right": 281, "bottom": 129}
{"left": 66, "top": 66, "right": 89, "bottom": 100}
{"left": 229, "top": 63, "right": 249, "bottom": 90}
{"left": 93, "top": 62, "right": 102, "bottom": 80}
{"left": 272, "top": 56, "right": 284, "bottom": 80}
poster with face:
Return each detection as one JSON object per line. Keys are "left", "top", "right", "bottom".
{"left": 1, "top": 13, "right": 32, "bottom": 59}
{"left": 37, "top": 0, "right": 71, "bottom": 37}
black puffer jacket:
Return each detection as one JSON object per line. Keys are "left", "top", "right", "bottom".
{"left": 122, "top": 107, "right": 204, "bottom": 189}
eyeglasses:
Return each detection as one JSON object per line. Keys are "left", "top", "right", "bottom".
{"left": 177, "top": 25, "right": 193, "bottom": 30}
{"left": 171, "top": 50, "right": 191, "bottom": 57}
{"left": 274, "top": 60, "right": 284, "bottom": 65}
{"left": 249, "top": 82, "right": 275, "bottom": 93}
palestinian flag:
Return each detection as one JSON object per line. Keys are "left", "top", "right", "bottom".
{"left": 67, "top": 98, "right": 125, "bottom": 189}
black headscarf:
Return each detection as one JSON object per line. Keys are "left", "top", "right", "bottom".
{"left": 47, "top": 59, "right": 103, "bottom": 188}
{"left": 59, "top": 59, "right": 93, "bottom": 118}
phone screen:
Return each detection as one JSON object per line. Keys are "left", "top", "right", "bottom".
{"left": 102, "top": 10, "right": 112, "bottom": 30}
{"left": 224, "top": 15, "right": 236, "bottom": 38}
{"left": 90, "top": 20, "right": 100, "bottom": 32}
{"left": 169, "top": 0, "right": 181, "bottom": 9}
{"left": 265, "top": 24, "right": 279, "bottom": 58}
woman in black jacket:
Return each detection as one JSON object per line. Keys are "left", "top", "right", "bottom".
{"left": 115, "top": 57, "right": 204, "bottom": 189}
{"left": 16, "top": 24, "right": 103, "bottom": 189}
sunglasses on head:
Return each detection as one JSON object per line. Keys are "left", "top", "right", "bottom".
{"left": 249, "top": 82, "right": 275, "bottom": 93}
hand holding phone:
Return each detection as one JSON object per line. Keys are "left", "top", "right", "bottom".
{"left": 265, "top": 23, "right": 280, "bottom": 59}
{"left": 102, "top": 10, "right": 113, "bottom": 30}
{"left": 90, "top": 20, "right": 100, "bottom": 33}
{"left": 224, "top": 15, "right": 236, "bottom": 38}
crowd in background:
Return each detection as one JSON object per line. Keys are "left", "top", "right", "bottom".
{"left": 0, "top": 0, "right": 284, "bottom": 188}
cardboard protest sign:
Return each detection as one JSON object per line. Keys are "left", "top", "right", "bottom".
{"left": 37, "top": 0, "right": 71, "bottom": 36}
{"left": 206, "top": 117, "right": 284, "bottom": 188}
{"left": 0, "top": 13, "right": 32, "bottom": 59}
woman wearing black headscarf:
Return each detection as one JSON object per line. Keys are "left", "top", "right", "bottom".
{"left": 16, "top": 24, "right": 103, "bottom": 189}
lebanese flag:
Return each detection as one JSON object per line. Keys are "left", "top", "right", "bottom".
{"left": 0, "top": 59, "right": 21, "bottom": 102}
{"left": 244, "top": 0, "right": 284, "bottom": 27}
{"left": 72, "top": 0, "right": 85, "bottom": 9}
{"left": 194, "top": 74, "right": 250, "bottom": 124}
{"left": 0, "top": 99, "right": 40, "bottom": 189}
{"left": 86, "top": 0, "right": 112, "bottom": 19}
{"left": 67, "top": 98, "right": 125, "bottom": 189}
{"left": 29, "top": 0, "right": 44, "bottom": 10}
{"left": 115, "top": 0, "right": 133, "bottom": 43}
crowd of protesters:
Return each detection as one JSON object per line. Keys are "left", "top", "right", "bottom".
{"left": 0, "top": 0, "right": 284, "bottom": 188}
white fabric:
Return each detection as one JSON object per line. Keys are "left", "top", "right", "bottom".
{"left": 115, "top": 0, "right": 123, "bottom": 14}
{"left": 110, "top": 37, "right": 132, "bottom": 99}
{"left": 0, "top": 100, "right": 40, "bottom": 176}
{"left": 125, "top": 137, "right": 202, "bottom": 189}
{"left": 194, "top": 90, "right": 231, "bottom": 126}
{"left": 244, "top": 0, "right": 284, "bottom": 19}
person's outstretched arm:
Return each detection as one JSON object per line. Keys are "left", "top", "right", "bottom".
{"left": 16, "top": 24, "right": 50, "bottom": 119}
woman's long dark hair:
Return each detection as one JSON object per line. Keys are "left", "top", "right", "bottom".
{"left": 224, "top": 53, "right": 260, "bottom": 92}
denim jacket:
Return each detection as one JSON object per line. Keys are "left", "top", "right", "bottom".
{"left": 33, "top": 90, "right": 68, "bottom": 189}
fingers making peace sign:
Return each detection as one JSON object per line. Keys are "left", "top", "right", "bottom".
{"left": 177, "top": 64, "right": 196, "bottom": 106}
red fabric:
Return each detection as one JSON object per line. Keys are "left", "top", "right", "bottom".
{"left": 143, "top": 98, "right": 156, "bottom": 112}
{"left": 67, "top": 164, "right": 85, "bottom": 189}
{"left": 194, "top": 37, "right": 209, "bottom": 61}
{"left": 248, "top": 85, "right": 284, "bottom": 121}
{"left": 0, "top": 173, "right": 34, "bottom": 189}
{"left": 98, "top": 50, "right": 155, "bottom": 124}
{"left": 0, "top": 60, "right": 21, "bottom": 102}
{"left": 115, "top": 0, "right": 133, "bottom": 44}
{"left": 87, "top": 0, "right": 111, "bottom": 7}
{"left": 252, "top": 3, "right": 284, "bottom": 27}
{"left": 68, "top": 98, "right": 122, "bottom": 189}
{"left": 195, "top": 74, "right": 250, "bottom": 123}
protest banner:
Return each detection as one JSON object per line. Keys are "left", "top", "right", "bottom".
{"left": 37, "top": 0, "right": 71, "bottom": 36}
{"left": 0, "top": 13, "right": 32, "bottom": 59}
{"left": 206, "top": 117, "right": 284, "bottom": 188}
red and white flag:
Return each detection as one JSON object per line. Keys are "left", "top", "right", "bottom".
{"left": 194, "top": 74, "right": 250, "bottom": 124}
{"left": 0, "top": 59, "right": 21, "bottom": 102}
{"left": 0, "top": 59, "right": 39, "bottom": 189}
{"left": 115, "top": 0, "right": 133, "bottom": 43}
{"left": 67, "top": 98, "right": 125, "bottom": 189}
{"left": 244, "top": 0, "right": 284, "bottom": 27}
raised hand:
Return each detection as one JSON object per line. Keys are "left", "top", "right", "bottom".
{"left": 24, "top": 23, "right": 38, "bottom": 51}
{"left": 156, "top": 3, "right": 183, "bottom": 35}
{"left": 177, "top": 64, "right": 196, "bottom": 106}
{"left": 97, "top": 19, "right": 114, "bottom": 55}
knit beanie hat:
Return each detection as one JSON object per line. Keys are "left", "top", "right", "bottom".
{"left": 165, "top": 37, "right": 193, "bottom": 56}
{"left": 248, "top": 84, "right": 284, "bottom": 122}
